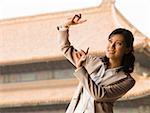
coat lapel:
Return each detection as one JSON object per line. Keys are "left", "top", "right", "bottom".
{"left": 101, "top": 72, "right": 127, "bottom": 86}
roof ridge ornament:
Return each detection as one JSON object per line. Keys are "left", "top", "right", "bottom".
{"left": 99, "top": 0, "right": 116, "bottom": 8}
{"left": 101, "top": 0, "right": 116, "bottom": 4}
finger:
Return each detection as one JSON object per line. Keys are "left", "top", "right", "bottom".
{"left": 79, "top": 50, "right": 86, "bottom": 61}
{"left": 67, "top": 14, "right": 80, "bottom": 20}
{"left": 79, "top": 48, "right": 89, "bottom": 55}
{"left": 73, "top": 15, "right": 81, "bottom": 23}
{"left": 85, "top": 47, "right": 89, "bottom": 55}
{"left": 78, "top": 19, "right": 87, "bottom": 24}
{"left": 76, "top": 17, "right": 81, "bottom": 21}
{"left": 80, "top": 49, "right": 86, "bottom": 55}
{"left": 76, "top": 13, "right": 81, "bottom": 18}
{"left": 71, "top": 15, "right": 78, "bottom": 23}
{"left": 76, "top": 52, "right": 81, "bottom": 59}
{"left": 74, "top": 14, "right": 81, "bottom": 19}
{"left": 76, "top": 14, "right": 81, "bottom": 21}
{"left": 72, "top": 14, "right": 82, "bottom": 23}
{"left": 72, "top": 15, "right": 77, "bottom": 20}
{"left": 79, "top": 13, "right": 81, "bottom": 18}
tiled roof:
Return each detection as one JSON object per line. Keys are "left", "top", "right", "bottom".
{"left": 0, "top": 74, "right": 149, "bottom": 108}
{"left": 0, "top": 0, "right": 149, "bottom": 65}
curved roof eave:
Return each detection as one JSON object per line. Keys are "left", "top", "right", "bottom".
{"left": 0, "top": 0, "right": 149, "bottom": 66}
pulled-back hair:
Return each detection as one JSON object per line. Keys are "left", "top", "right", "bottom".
{"left": 102, "top": 28, "right": 135, "bottom": 73}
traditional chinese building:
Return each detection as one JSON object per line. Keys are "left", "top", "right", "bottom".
{"left": 0, "top": 0, "right": 150, "bottom": 113}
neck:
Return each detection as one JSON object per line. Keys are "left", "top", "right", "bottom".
{"left": 108, "top": 58, "right": 122, "bottom": 69}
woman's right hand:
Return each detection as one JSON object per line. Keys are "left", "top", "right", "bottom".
{"left": 74, "top": 48, "right": 89, "bottom": 68}
{"left": 63, "top": 14, "right": 87, "bottom": 28}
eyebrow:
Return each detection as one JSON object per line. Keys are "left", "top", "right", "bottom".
{"left": 109, "top": 39, "right": 124, "bottom": 43}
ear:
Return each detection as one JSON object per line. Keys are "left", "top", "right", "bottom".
{"left": 125, "top": 47, "right": 132, "bottom": 54}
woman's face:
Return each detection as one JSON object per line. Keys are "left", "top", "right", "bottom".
{"left": 106, "top": 34, "right": 129, "bottom": 61}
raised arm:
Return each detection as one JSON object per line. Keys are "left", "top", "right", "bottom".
{"left": 57, "top": 14, "right": 87, "bottom": 66}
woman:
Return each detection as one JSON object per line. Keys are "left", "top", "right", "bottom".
{"left": 57, "top": 14, "right": 135, "bottom": 113}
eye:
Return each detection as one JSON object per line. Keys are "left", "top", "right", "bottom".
{"left": 116, "top": 42, "right": 122, "bottom": 46}
{"left": 108, "top": 39, "right": 112, "bottom": 43}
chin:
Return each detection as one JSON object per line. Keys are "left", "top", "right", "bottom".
{"left": 106, "top": 53, "right": 115, "bottom": 59}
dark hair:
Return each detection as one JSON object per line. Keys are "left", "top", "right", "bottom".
{"left": 102, "top": 28, "right": 135, "bottom": 73}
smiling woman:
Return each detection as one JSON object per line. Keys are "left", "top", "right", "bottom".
{"left": 57, "top": 14, "right": 135, "bottom": 113}
{"left": 0, "top": 0, "right": 149, "bottom": 113}
{"left": 105, "top": 28, "right": 135, "bottom": 72}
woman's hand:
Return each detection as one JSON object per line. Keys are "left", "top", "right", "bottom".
{"left": 75, "top": 48, "right": 89, "bottom": 68}
{"left": 63, "top": 14, "right": 87, "bottom": 28}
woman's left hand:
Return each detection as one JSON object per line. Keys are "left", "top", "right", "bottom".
{"left": 75, "top": 48, "right": 89, "bottom": 68}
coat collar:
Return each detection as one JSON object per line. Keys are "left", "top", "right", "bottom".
{"left": 84, "top": 55, "right": 128, "bottom": 86}
{"left": 84, "top": 56, "right": 103, "bottom": 75}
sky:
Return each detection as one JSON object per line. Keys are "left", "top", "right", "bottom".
{"left": 0, "top": 0, "right": 150, "bottom": 38}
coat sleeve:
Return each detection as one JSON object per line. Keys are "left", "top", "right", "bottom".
{"left": 73, "top": 67, "right": 135, "bottom": 102}
{"left": 57, "top": 26, "right": 79, "bottom": 66}
{"left": 57, "top": 26, "right": 91, "bottom": 67}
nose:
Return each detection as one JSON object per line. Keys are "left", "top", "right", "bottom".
{"left": 110, "top": 42, "right": 115, "bottom": 49}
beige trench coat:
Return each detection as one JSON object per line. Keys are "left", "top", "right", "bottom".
{"left": 57, "top": 26, "right": 135, "bottom": 113}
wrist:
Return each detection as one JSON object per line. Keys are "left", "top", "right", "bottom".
{"left": 63, "top": 23, "right": 70, "bottom": 28}
{"left": 76, "top": 62, "right": 82, "bottom": 68}
{"left": 75, "top": 66, "right": 83, "bottom": 72}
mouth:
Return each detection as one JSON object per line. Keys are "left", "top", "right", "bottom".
{"left": 107, "top": 50, "right": 115, "bottom": 54}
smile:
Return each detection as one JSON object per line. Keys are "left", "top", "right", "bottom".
{"left": 107, "top": 50, "right": 115, "bottom": 54}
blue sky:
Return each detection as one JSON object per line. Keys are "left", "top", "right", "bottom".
{"left": 0, "top": 0, "right": 150, "bottom": 38}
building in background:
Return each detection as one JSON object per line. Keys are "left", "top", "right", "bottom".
{"left": 0, "top": 0, "right": 150, "bottom": 113}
